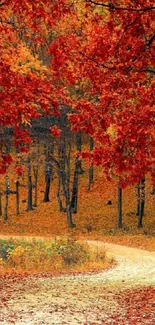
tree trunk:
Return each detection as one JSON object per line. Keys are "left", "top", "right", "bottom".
{"left": 26, "top": 157, "right": 33, "bottom": 211}
{"left": 58, "top": 109, "right": 75, "bottom": 227}
{"left": 33, "top": 167, "right": 38, "bottom": 207}
{"left": 137, "top": 178, "right": 145, "bottom": 228}
{"left": 76, "top": 131, "right": 84, "bottom": 174}
{"left": 65, "top": 183, "right": 75, "bottom": 228}
{"left": 16, "top": 180, "right": 20, "bottom": 215}
{"left": 117, "top": 182, "right": 123, "bottom": 228}
{"left": 33, "top": 144, "right": 40, "bottom": 207}
{"left": 43, "top": 143, "right": 54, "bottom": 202}
{"left": 4, "top": 176, "right": 10, "bottom": 221}
{"left": 136, "top": 182, "right": 140, "bottom": 216}
{"left": 88, "top": 137, "right": 94, "bottom": 191}
{"left": 61, "top": 169, "right": 75, "bottom": 228}
{"left": 57, "top": 111, "right": 67, "bottom": 211}
{"left": 56, "top": 174, "right": 65, "bottom": 212}
{"left": 44, "top": 168, "right": 51, "bottom": 202}
{"left": 71, "top": 157, "right": 79, "bottom": 213}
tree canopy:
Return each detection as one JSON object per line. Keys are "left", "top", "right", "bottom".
{"left": 0, "top": 0, "right": 154, "bottom": 186}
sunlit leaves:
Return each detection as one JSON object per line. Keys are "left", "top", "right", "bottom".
{"left": 50, "top": 0, "right": 155, "bottom": 187}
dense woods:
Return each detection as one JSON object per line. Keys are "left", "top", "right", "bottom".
{"left": 0, "top": 3, "right": 154, "bottom": 324}
{"left": 0, "top": 0, "right": 154, "bottom": 233}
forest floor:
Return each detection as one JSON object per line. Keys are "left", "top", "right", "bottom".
{"left": 0, "top": 171, "right": 154, "bottom": 323}
{"left": 0, "top": 172, "right": 154, "bottom": 251}
{"left": 0, "top": 239, "right": 155, "bottom": 324}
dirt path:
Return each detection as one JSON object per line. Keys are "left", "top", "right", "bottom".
{"left": 0, "top": 238, "right": 155, "bottom": 324}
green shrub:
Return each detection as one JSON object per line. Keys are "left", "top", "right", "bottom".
{"left": 0, "top": 240, "right": 15, "bottom": 260}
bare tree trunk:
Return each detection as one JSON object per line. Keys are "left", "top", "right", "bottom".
{"left": 33, "top": 144, "right": 40, "bottom": 207}
{"left": 88, "top": 137, "right": 94, "bottom": 191}
{"left": 60, "top": 110, "right": 75, "bottom": 227}
{"left": 136, "top": 182, "right": 140, "bottom": 216}
{"left": 66, "top": 192, "right": 75, "bottom": 227}
{"left": 44, "top": 168, "right": 51, "bottom": 202}
{"left": 137, "top": 177, "right": 145, "bottom": 228}
{"left": 55, "top": 131, "right": 66, "bottom": 212}
{"left": 44, "top": 143, "right": 54, "bottom": 202}
{"left": 57, "top": 111, "right": 68, "bottom": 211}
{"left": 71, "top": 157, "right": 79, "bottom": 213}
{"left": 56, "top": 174, "right": 65, "bottom": 212}
{"left": 60, "top": 150, "right": 75, "bottom": 227}
{"left": 61, "top": 171, "right": 75, "bottom": 228}
{"left": 117, "top": 182, "right": 123, "bottom": 228}
{"left": 26, "top": 157, "right": 33, "bottom": 211}
{"left": 33, "top": 167, "right": 38, "bottom": 207}
{"left": 4, "top": 176, "right": 10, "bottom": 221}
{"left": 16, "top": 180, "right": 20, "bottom": 215}
{"left": 3, "top": 141, "right": 11, "bottom": 220}
{"left": 76, "top": 132, "right": 84, "bottom": 174}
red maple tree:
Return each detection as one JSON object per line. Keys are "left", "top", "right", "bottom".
{"left": 0, "top": 0, "right": 69, "bottom": 173}
{"left": 49, "top": 0, "right": 155, "bottom": 187}
{"left": 1, "top": 0, "right": 154, "bottom": 187}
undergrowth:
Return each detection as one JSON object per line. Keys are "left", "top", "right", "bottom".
{"left": 0, "top": 237, "right": 111, "bottom": 274}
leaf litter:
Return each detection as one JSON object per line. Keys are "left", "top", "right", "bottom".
{"left": 0, "top": 241, "right": 154, "bottom": 324}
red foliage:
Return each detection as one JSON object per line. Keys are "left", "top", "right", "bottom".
{"left": 50, "top": 0, "right": 155, "bottom": 187}
{"left": 108, "top": 286, "right": 155, "bottom": 324}
{"left": 0, "top": 1, "right": 69, "bottom": 174}
{"left": 0, "top": 0, "right": 154, "bottom": 187}
{"left": 50, "top": 126, "right": 61, "bottom": 138}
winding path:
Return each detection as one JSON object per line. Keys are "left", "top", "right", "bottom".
{"left": 0, "top": 239, "right": 155, "bottom": 324}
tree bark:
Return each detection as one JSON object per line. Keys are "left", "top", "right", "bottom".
{"left": 65, "top": 180, "right": 75, "bottom": 228}
{"left": 33, "top": 144, "right": 40, "bottom": 207}
{"left": 117, "top": 182, "right": 123, "bottom": 228}
{"left": 71, "top": 157, "right": 79, "bottom": 213}
{"left": 57, "top": 111, "right": 67, "bottom": 210}
{"left": 76, "top": 131, "right": 84, "bottom": 174}
{"left": 26, "top": 157, "right": 33, "bottom": 211}
{"left": 58, "top": 108, "right": 75, "bottom": 227}
{"left": 137, "top": 177, "right": 145, "bottom": 228}
{"left": 44, "top": 168, "right": 51, "bottom": 202}
{"left": 16, "top": 180, "right": 20, "bottom": 215}
{"left": 56, "top": 174, "right": 65, "bottom": 212}
{"left": 88, "top": 137, "right": 94, "bottom": 191}
{"left": 136, "top": 182, "right": 140, "bottom": 216}
{"left": 60, "top": 166, "right": 75, "bottom": 227}
{"left": 4, "top": 176, "right": 10, "bottom": 221}
{"left": 44, "top": 143, "right": 54, "bottom": 202}
{"left": 33, "top": 167, "right": 38, "bottom": 207}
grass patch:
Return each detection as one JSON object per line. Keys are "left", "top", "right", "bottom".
{"left": 0, "top": 237, "right": 112, "bottom": 275}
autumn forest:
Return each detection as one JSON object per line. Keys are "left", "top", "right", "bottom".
{"left": 0, "top": 1, "right": 155, "bottom": 324}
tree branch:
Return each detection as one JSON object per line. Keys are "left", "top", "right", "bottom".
{"left": 114, "top": 13, "right": 144, "bottom": 55}
{"left": 88, "top": 1, "right": 155, "bottom": 12}
{"left": 80, "top": 51, "right": 115, "bottom": 71}
{"left": 80, "top": 52, "right": 155, "bottom": 75}
{"left": 147, "top": 33, "right": 155, "bottom": 47}
{"left": 135, "top": 69, "right": 155, "bottom": 74}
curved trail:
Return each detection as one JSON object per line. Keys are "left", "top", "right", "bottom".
{"left": 0, "top": 237, "right": 155, "bottom": 324}
{"left": 86, "top": 240, "right": 155, "bottom": 287}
